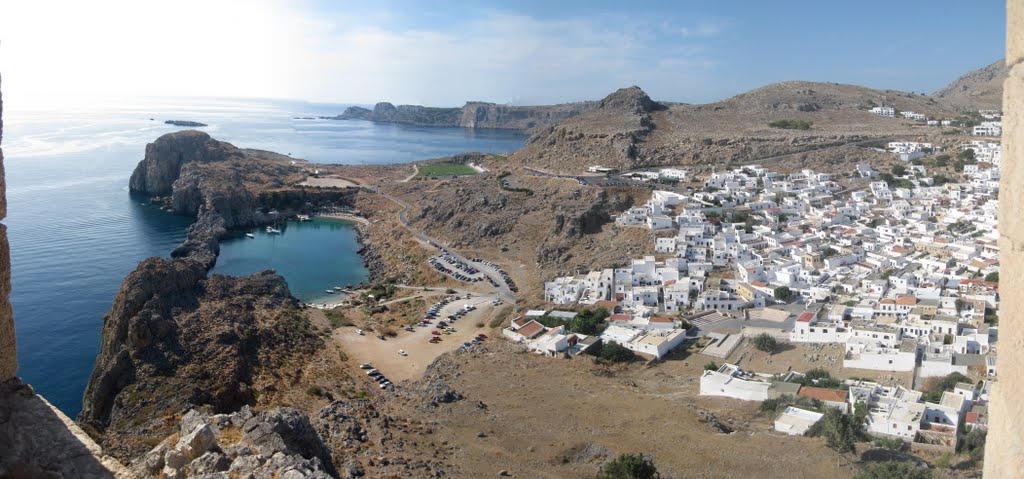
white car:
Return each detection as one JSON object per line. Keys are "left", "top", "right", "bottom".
{"left": 356, "top": 329, "right": 364, "bottom": 335}
{"left": 359, "top": 363, "right": 372, "bottom": 369}
{"left": 398, "top": 350, "right": 408, "bottom": 356}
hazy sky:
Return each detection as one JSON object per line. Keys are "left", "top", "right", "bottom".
{"left": 0, "top": 0, "right": 1006, "bottom": 108}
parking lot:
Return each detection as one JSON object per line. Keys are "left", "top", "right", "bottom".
{"left": 336, "top": 295, "right": 500, "bottom": 383}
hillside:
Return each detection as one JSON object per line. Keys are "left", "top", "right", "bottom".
{"left": 506, "top": 81, "right": 959, "bottom": 174}
{"left": 328, "top": 100, "right": 596, "bottom": 130}
{"left": 932, "top": 58, "right": 1006, "bottom": 112}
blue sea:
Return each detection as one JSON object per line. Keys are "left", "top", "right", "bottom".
{"left": 3, "top": 97, "right": 525, "bottom": 416}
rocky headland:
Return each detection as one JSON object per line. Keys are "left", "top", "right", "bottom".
{"left": 327, "top": 99, "right": 595, "bottom": 130}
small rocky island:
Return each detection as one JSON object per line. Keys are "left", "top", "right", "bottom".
{"left": 165, "top": 120, "right": 208, "bottom": 127}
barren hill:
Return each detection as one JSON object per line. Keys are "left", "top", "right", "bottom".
{"left": 508, "top": 82, "right": 956, "bottom": 174}
{"left": 932, "top": 58, "right": 1006, "bottom": 112}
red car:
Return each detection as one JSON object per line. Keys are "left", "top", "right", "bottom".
{"left": 477, "top": 334, "right": 488, "bottom": 339}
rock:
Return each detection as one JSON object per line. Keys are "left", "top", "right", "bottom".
{"left": 499, "top": 470, "right": 511, "bottom": 476}
{"left": 476, "top": 432, "right": 487, "bottom": 438}
{"left": 347, "top": 463, "right": 365, "bottom": 478}
{"left": 189, "top": 451, "right": 231, "bottom": 474}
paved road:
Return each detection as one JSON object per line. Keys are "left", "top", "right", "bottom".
{"left": 379, "top": 191, "right": 518, "bottom": 302}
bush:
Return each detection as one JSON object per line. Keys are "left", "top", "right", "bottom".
{"left": 599, "top": 341, "right": 636, "bottom": 363}
{"left": 960, "top": 427, "right": 987, "bottom": 461}
{"left": 922, "top": 372, "right": 971, "bottom": 402}
{"left": 597, "top": 453, "right": 660, "bottom": 479}
{"left": 325, "top": 308, "right": 352, "bottom": 329}
{"left": 773, "top": 286, "right": 794, "bottom": 302}
{"left": 751, "top": 333, "right": 779, "bottom": 353}
{"left": 984, "top": 272, "right": 999, "bottom": 282}
{"left": 704, "top": 361, "right": 719, "bottom": 371}
{"left": 855, "top": 461, "right": 932, "bottom": 479}
{"left": 871, "top": 436, "right": 908, "bottom": 452}
{"left": 767, "top": 119, "right": 813, "bottom": 130}
{"left": 807, "top": 408, "right": 860, "bottom": 454}
{"left": 760, "top": 394, "right": 822, "bottom": 414}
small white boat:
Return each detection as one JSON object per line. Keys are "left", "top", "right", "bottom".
{"left": 266, "top": 226, "right": 281, "bottom": 234}
{"left": 297, "top": 214, "right": 311, "bottom": 221}
{"left": 325, "top": 288, "right": 336, "bottom": 294}
{"left": 246, "top": 233, "right": 255, "bottom": 238}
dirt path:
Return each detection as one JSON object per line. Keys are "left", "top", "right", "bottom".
{"left": 334, "top": 295, "right": 501, "bottom": 382}
{"left": 400, "top": 164, "right": 419, "bottom": 183}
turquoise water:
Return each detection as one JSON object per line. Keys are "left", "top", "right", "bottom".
{"left": 212, "top": 219, "right": 368, "bottom": 304}
{"left": 4, "top": 97, "right": 525, "bottom": 416}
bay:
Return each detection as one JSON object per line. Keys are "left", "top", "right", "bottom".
{"left": 3, "top": 97, "right": 525, "bottom": 416}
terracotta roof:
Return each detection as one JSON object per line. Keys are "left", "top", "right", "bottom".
{"left": 610, "top": 313, "right": 632, "bottom": 322}
{"left": 797, "top": 312, "right": 816, "bottom": 323}
{"left": 965, "top": 412, "right": 981, "bottom": 423}
{"left": 649, "top": 315, "right": 674, "bottom": 323}
{"left": 751, "top": 281, "right": 768, "bottom": 287}
{"left": 896, "top": 296, "right": 917, "bottom": 306}
{"left": 880, "top": 299, "right": 895, "bottom": 304}
{"left": 516, "top": 321, "right": 545, "bottom": 338}
{"left": 798, "top": 386, "right": 848, "bottom": 403}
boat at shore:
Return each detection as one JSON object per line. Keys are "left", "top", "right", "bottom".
{"left": 297, "top": 214, "right": 311, "bottom": 221}
{"left": 325, "top": 288, "right": 337, "bottom": 294}
{"left": 265, "top": 226, "right": 281, "bottom": 234}
{"left": 246, "top": 233, "right": 255, "bottom": 238}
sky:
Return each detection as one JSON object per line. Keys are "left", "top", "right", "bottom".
{"left": 0, "top": 0, "right": 1007, "bottom": 109}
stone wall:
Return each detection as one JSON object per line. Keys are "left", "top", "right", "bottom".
{"left": 0, "top": 72, "right": 15, "bottom": 381}
{"left": 985, "top": 3, "right": 1024, "bottom": 476}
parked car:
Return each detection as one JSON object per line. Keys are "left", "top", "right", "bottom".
{"left": 359, "top": 363, "right": 373, "bottom": 369}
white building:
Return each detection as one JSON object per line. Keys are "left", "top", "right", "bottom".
{"left": 775, "top": 407, "right": 825, "bottom": 436}
{"left": 699, "top": 363, "right": 771, "bottom": 402}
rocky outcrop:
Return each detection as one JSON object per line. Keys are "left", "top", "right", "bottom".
{"left": 332, "top": 102, "right": 462, "bottom": 127}
{"left": 132, "top": 407, "right": 337, "bottom": 479}
{"left": 78, "top": 259, "right": 322, "bottom": 461}
{"left": 458, "top": 101, "right": 596, "bottom": 129}
{"left": 328, "top": 100, "right": 596, "bottom": 130}
{"left": 129, "top": 130, "right": 241, "bottom": 197}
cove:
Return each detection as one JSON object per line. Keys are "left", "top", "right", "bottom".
{"left": 210, "top": 217, "right": 369, "bottom": 304}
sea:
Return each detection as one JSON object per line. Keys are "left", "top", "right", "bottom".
{"left": 3, "top": 97, "right": 526, "bottom": 416}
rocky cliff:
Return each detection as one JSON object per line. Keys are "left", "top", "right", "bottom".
{"left": 329, "top": 100, "right": 596, "bottom": 130}
{"left": 78, "top": 260, "right": 323, "bottom": 461}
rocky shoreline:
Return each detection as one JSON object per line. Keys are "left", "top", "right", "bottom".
{"left": 354, "top": 222, "right": 386, "bottom": 284}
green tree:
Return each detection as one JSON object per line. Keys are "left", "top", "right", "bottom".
{"left": 958, "top": 148, "right": 976, "bottom": 161}
{"left": 891, "top": 164, "right": 907, "bottom": 176}
{"left": 934, "top": 154, "right": 950, "bottom": 167}
{"left": 855, "top": 461, "right": 933, "bottom": 479}
{"left": 704, "top": 361, "right": 719, "bottom": 371}
{"left": 597, "top": 453, "right": 661, "bottom": 479}
{"left": 599, "top": 341, "right": 636, "bottom": 363}
{"left": 751, "top": 333, "right": 779, "bottom": 353}
{"left": 985, "top": 272, "right": 999, "bottom": 282}
{"left": 773, "top": 286, "right": 794, "bottom": 302}
{"left": 815, "top": 408, "right": 859, "bottom": 454}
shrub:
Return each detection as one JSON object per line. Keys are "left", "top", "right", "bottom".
{"left": 751, "top": 333, "right": 779, "bottom": 353}
{"left": 767, "top": 119, "right": 813, "bottom": 130}
{"left": 871, "top": 436, "right": 908, "bottom": 452}
{"left": 855, "top": 461, "right": 932, "bottom": 479}
{"left": 597, "top": 453, "right": 660, "bottom": 479}
{"left": 704, "top": 361, "right": 719, "bottom": 371}
{"left": 325, "top": 308, "right": 352, "bottom": 329}
{"left": 599, "top": 341, "right": 636, "bottom": 363}
{"left": 773, "top": 286, "right": 794, "bottom": 302}
{"left": 807, "top": 408, "right": 860, "bottom": 454}
{"left": 984, "top": 272, "right": 999, "bottom": 282}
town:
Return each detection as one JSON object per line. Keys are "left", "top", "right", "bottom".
{"left": 516, "top": 122, "right": 1002, "bottom": 455}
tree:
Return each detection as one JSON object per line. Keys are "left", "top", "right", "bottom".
{"left": 855, "top": 461, "right": 933, "bottom": 479}
{"left": 960, "top": 427, "right": 987, "bottom": 461}
{"left": 599, "top": 341, "right": 636, "bottom": 363}
{"left": 704, "top": 361, "right": 719, "bottom": 371}
{"left": 773, "top": 286, "right": 794, "bottom": 302}
{"left": 891, "top": 164, "right": 907, "bottom": 176}
{"left": 934, "top": 154, "right": 950, "bottom": 167}
{"left": 751, "top": 333, "right": 779, "bottom": 353}
{"left": 812, "top": 408, "right": 859, "bottom": 454}
{"left": 597, "top": 453, "right": 660, "bottom": 479}
{"left": 957, "top": 148, "right": 976, "bottom": 161}
{"left": 985, "top": 272, "right": 999, "bottom": 282}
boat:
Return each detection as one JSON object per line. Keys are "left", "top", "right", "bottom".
{"left": 297, "top": 214, "right": 311, "bottom": 221}
{"left": 325, "top": 288, "right": 336, "bottom": 294}
{"left": 266, "top": 226, "right": 281, "bottom": 234}
{"left": 246, "top": 233, "right": 255, "bottom": 238}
